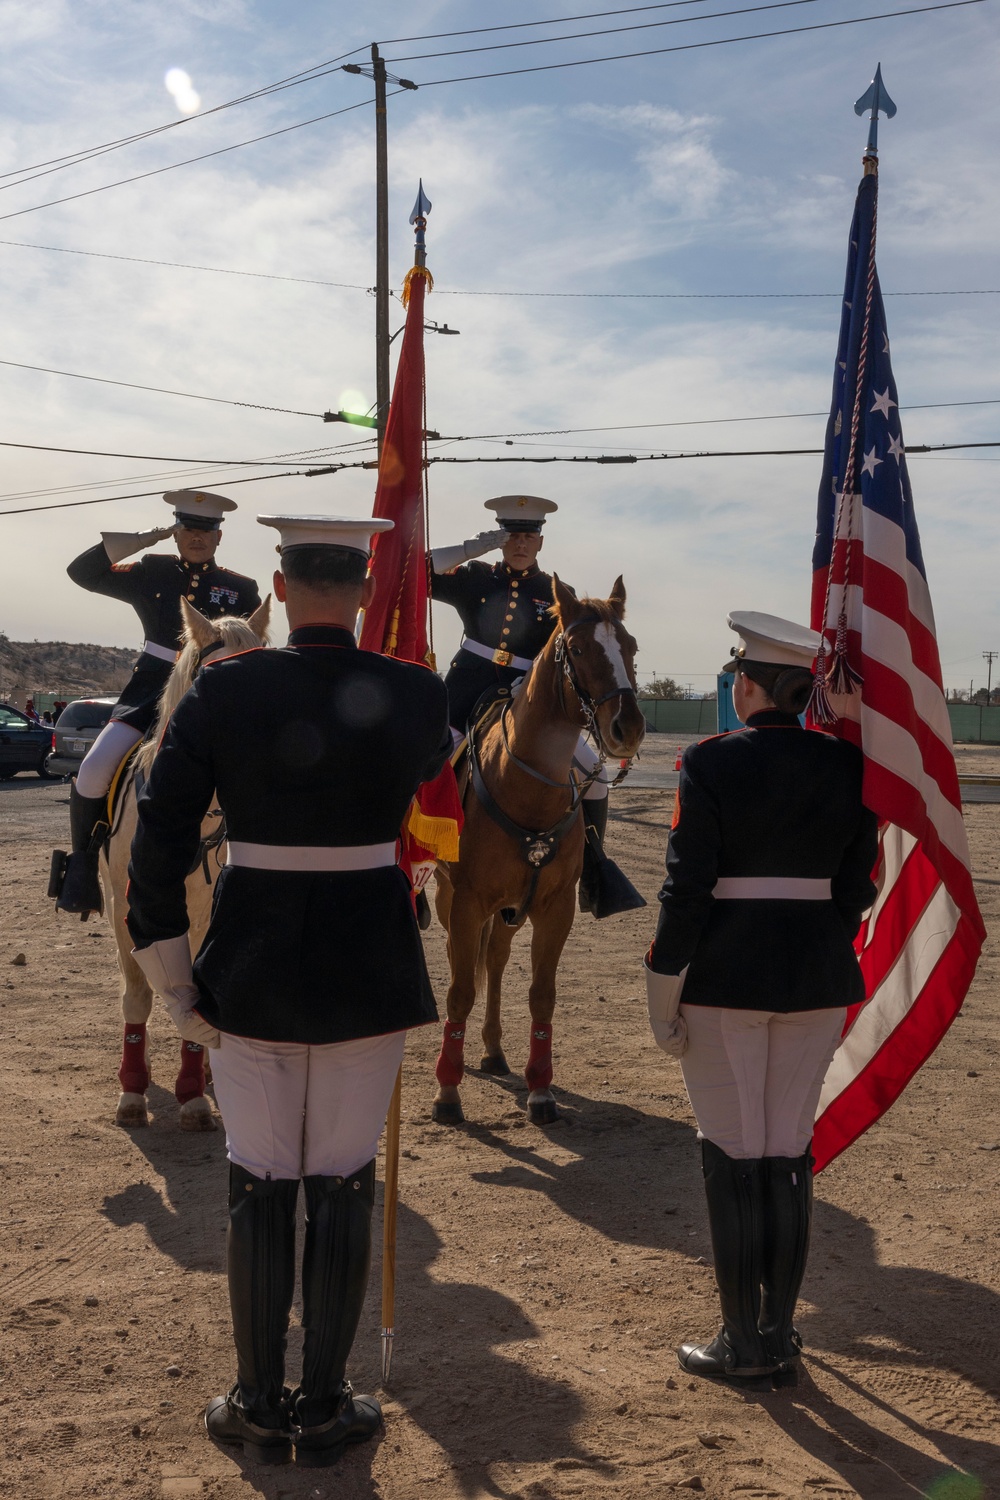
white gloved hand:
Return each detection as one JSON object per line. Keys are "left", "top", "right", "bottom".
{"left": 643, "top": 958, "right": 689, "bottom": 1057}
{"left": 430, "top": 529, "right": 509, "bottom": 573}
{"left": 101, "top": 527, "right": 176, "bottom": 565}
{"left": 131, "top": 935, "right": 221, "bottom": 1049}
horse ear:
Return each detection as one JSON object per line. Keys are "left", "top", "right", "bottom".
{"left": 180, "top": 596, "right": 219, "bottom": 649}
{"left": 247, "top": 593, "right": 272, "bottom": 643}
{"left": 551, "top": 573, "right": 581, "bottom": 627}
{"left": 608, "top": 576, "right": 627, "bottom": 619}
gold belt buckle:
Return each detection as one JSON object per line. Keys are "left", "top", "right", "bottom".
{"left": 492, "top": 646, "right": 513, "bottom": 667}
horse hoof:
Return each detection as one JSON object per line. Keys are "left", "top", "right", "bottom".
{"left": 179, "top": 1096, "right": 217, "bottom": 1132}
{"left": 479, "top": 1053, "right": 511, "bottom": 1077}
{"left": 528, "top": 1098, "right": 560, "bottom": 1126}
{"left": 432, "top": 1099, "right": 465, "bottom": 1126}
{"left": 116, "top": 1093, "right": 149, "bottom": 1128}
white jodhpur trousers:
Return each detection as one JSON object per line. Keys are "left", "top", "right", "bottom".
{"left": 210, "top": 1029, "right": 406, "bottom": 1180}
{"left": 678, "top": 1005, "right": 846, "bottom": 1159}
{"left": 75, "top": 720, "right": 143, "bottom": 799}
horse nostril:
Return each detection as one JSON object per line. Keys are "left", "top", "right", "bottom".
{"left": 610, "top": 714, "right": 625, "bottom": 745}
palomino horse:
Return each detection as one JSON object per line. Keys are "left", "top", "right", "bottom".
{"left": 432, "top": 575, "right": 646, "bottom": 1126}
{"left": 101, "top": 597, "right": 270, "bottom": 1130}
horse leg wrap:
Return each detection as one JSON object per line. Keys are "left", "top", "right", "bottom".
{"left": 175, "top": 1039, "right": 207, "bottom": 1105}
{"left": 118, "top": 1023, "right": 149, "bottom": 1095}
{"left": 525, "top": 1023, "right": 553, "bottom": 1092}
{"left": 435, "top": 1022, "right": 467, "bottom": 1089}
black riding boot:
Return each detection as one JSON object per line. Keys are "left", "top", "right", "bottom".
{"left": 578, "top": 796, "right": 646, "bottom": 919}
{"left": 204, "top": 1166, "right": 298, "bottom": 1464}
{"left": 758, "top": 1148, "right": 814, "bottom": 1382}
{"left": 293, "top": 1160, "right": 383, "bottom": 1468}
{"left": 53, "top": 784, "right": 108, "bottom": 917}
{"left": 678, "top": 1140, "right": 777, "bottom": 1381}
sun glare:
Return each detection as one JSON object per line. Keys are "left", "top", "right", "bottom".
{"left": 164, "top": 68, "right": 201, "bottom": 115}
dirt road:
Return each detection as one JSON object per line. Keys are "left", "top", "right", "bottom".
{"left": 2, "top": 746, "right": 998, "bottom": 1500}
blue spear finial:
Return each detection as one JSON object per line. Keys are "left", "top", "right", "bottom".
{"left": 854, "top": 63, "right": 897, "bottom": 160}
{"left": 409, "top": 179, "right": 431, "bottom": 268}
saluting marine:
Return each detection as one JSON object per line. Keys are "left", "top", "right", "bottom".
{"left": 54, "top": 490, "right": 261, "bottom": 916}
{"left": 430, "top": 495, "right": 642, "bottom": 918}
{"left": 127, "top": 513, "right": 451, "bottom": 1467}
{"left": 645, "top": 612, "right": 878, "bottom": 1387}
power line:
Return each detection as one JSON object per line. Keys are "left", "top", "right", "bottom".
{"left": 0, "top": 93, "right": 400, "bottom": 226}
{"left": 386, "top": 0, "right": 819, "bottom": 62}
{"left": 0, "top": 47, "right": 370, "bottom": 187}
{"left": 4, "top": 435, "right": 997, "bottom": 517}
{"left": 381, "top": 0, "right": 713, "bottom": 44}
{"left": 416, "top": 1, "right": 984, "bottom": 87}
{"left": 0, "top": 357, "right": 325, "bottom": 417}
{"left": 1, "top": 235, "right": 996, "bottom": 302}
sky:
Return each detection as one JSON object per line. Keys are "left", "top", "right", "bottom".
{"left": 0, "top": 0, "right": 997, "bottom": 695}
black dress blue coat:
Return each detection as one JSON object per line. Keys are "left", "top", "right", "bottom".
{"left": 126, "top": 625, "right": 451, "bottom": 1044}
{"left": 67, "top": 542, "right": 261, "bottom": 733}
{"left": 648, "top": 710, "right": 879, "bottom": 1012}
{"left": 430, "top": 560, "right": 558, "bottom": 729}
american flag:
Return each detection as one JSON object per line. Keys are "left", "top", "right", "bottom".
{"left": 809, "top": 166, "right": 985, "bottom": 1172}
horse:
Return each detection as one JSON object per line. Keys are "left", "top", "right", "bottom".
{"left": 101, "top": 596, "right": 271, "bottom": 1130}
{"left": 431, "top": 575, "right": 646, "bottom": 1127}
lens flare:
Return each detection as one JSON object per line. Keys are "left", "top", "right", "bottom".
{"left": 338, "top": 390, "right": 369, "bottom": 417}
{"left": 164, "top": 68, "right": 201, "bottom": 115}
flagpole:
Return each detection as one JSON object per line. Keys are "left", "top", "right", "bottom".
{"left": 380, "top": 1063, "right": 402, "bottom": 1384}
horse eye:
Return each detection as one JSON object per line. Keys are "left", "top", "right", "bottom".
{"left": 571, "top": 645, "right": 583, "bottom": 658}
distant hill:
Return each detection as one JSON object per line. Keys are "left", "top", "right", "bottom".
{"left": 0, "top": 634, "right": 135, "bottom": 697}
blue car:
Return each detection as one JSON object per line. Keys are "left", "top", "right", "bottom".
{"left": 0, "top": 703, "right": 57, "bottom": 779}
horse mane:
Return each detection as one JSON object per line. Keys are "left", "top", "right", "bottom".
{"left": 137, "top": 613, "right": 268, "bottom": 773}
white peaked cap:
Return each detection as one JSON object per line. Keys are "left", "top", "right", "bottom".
{"left": 483, "top": 495, "right": 558, "bottom": 531}
{"left": 257, "top": 514, "right": 394, "bottom": 556}
{"left": 164, "top": 489, "right": 238, "bottom": 520}
{"left": 724, "top": 611, "right": 821, "bottom": 671}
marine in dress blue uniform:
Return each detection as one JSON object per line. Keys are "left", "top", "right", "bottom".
{"left": 645, "top": 612, "right": 878, "bottom": 1386}
{"left": 55, "top": 489, "right": 261, "bottom": 917}
{"left": 126, "top": 513, "right": 450, "bottom": 1467}
{"left": 430, "top": 496, "right": 644, "bottom": 919}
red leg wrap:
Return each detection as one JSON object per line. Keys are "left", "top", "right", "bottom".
{"left": 175, "top": 1039, "right": 206, "bottom": 1106}
{"left": 525, "top": 1023, "right": 553, "bottom": 1092}
{"left": 118, "top": 1024, "right": 149, "bottom": 1095}
{"left": 435, "top": 1021, "right": 467, "bottom": 1089}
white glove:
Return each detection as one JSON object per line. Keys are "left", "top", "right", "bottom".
{"left": 643, "top": 959, "right": 688, "bottom": 1057}
{"left": 101, "top": 526, "right": 176, "bottom": 564}
{"left": 430, "top": 528, "right": 509, "bottom": 573}
{"left": 131, "top": 934, "right": 221, "bottom": 1049}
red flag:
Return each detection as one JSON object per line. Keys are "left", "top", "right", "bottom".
{"left": 808, "top": 168, "right": 985, "bottom": 1171}
{"left": 359, "top": 266, "right": 431, "bottom": 664}
{"left": 359, "top": 219, "right": 462, "bottom": 869}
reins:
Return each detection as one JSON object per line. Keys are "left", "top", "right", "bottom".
{"left": 468, "top": 612, "right": 638, "bottom": 923}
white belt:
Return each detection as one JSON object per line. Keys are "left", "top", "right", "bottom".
{"left": 461, "top": 637, "right": 533, "bottom": 672}
{"left": 141, "top": 640, "right": 179, "bottom": 664}
{"left": 713, "top": 877, "right": 832, "bottom": 901}
{"left": 226, "top": 841, "right": 397, "bottom": 872}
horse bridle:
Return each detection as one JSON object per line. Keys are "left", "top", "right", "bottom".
{"left": 554, "top": 615, "right": 639, "bottom": 781}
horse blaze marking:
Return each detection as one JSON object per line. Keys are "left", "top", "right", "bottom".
{"left": 594, "top": 621, "right": 632, "bottom": 692}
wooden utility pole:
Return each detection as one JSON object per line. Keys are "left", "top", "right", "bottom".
{"left": 373, "top": 43, "right": 390, "bottom": 459}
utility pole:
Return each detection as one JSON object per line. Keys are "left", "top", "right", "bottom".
{"left": 372, "top": 44, "right": 389, "bottom": 460}
{"left": 982, "top": 650, "right": 998, "bottom": 740}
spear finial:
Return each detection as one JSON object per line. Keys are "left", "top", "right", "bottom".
{"left": 409, "top": 179, "right": 432, "bottom": 269}
{"left": 854, "top": 63, "right": 896, "bottom": 164}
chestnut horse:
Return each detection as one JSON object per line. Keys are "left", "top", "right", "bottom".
{"left": 101, "top": 597, "right": 270, "bottom": 1130}
{"left": 432, "top": 576, "right": 646, "bottom": 1126}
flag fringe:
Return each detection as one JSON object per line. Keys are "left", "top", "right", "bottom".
{"left": 401, "top": 265, "right": 433, "bottom": 308}
{"left": 406, "top": 801, "right": 461, "bottom": 863}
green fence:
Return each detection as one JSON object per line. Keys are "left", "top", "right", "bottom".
{"left": 948, "top": 704, "right": 1000, "bottom": 744}
{"left": 640, "top": 698, "right": 718, "bottom": 735}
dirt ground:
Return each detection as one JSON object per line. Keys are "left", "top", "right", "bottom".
{"left": 2, "top": 735, "right": 999, "bottom": 1500}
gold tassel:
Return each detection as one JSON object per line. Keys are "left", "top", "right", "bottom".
{"left": 386, "top": 606, "right": 400, "bottom": 655}
{"left": 401, "top": 265, "right": 434, "bottom": 309}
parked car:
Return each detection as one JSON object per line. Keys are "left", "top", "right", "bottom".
{"left": 0, "top": 703, "right": 58, "bottom": 779}
{"left": 47, "top": 697, "right": 118, "bottom": 778}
